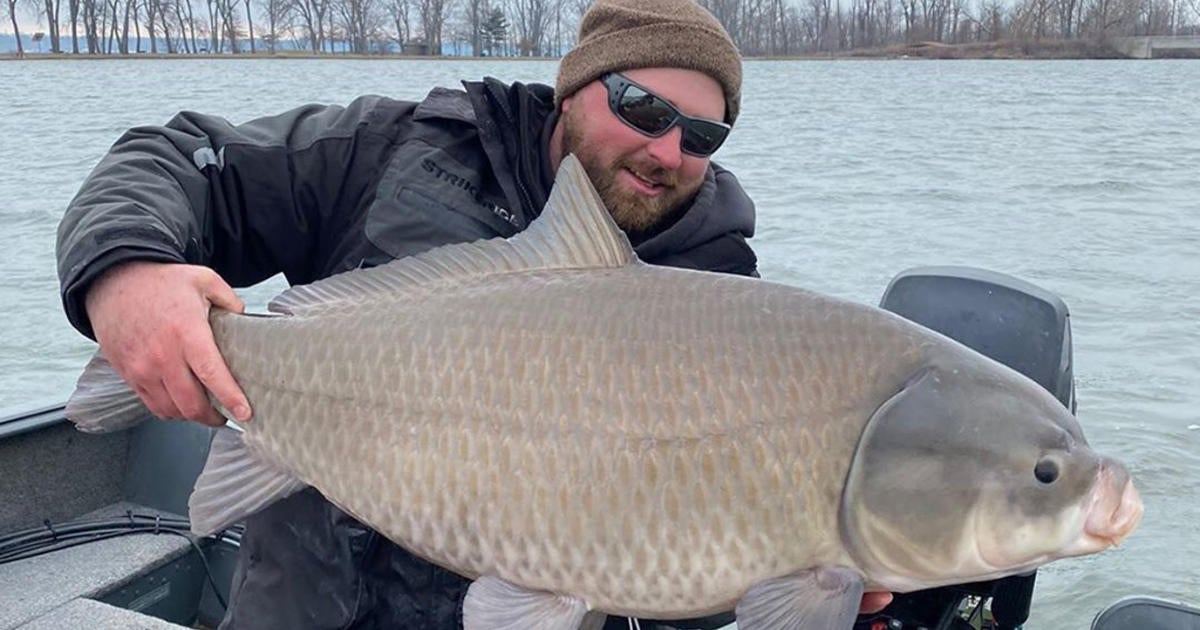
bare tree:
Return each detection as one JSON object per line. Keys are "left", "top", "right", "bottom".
{"left": 147, "top": 0, "right": 181, "bottom": 52}
{"left": 783, "top": 1, "right": 811, "bottom": 51}
{"left": 243, "top": 0, "right": 255, "bottom": 51}
{"left": 67, "top": 0, "right": 81, "bottom": 51}
{"left": 334, "top": 0, "right": 383, "bottom": 52}
{"left": 170, "top": 0, "right": 200, "bottom": 52}
{"left": 143, "top": 0, "right": 157, "bottom": 50}
{"left": 130, "top": 0, "right": 141, "bottom": 51}
{"left": 1139, "top": 0, "right": 1176, "bottom": 33}
{"left": 81, "top": 0, "right": 98, "bottom": 52}
{"left": 550, "top": 0, "right": 562, "bottom": 53}
{"left": 803, "top": 0, "right": 837, "bottom": 50}
{"left": 417, "top": 0, "right": 449, "bottom": 54}
{"left": 6, "top": 0, "right": 25, "bottom": 56}
{"left": 102, "top": 0, "right": 114, "bottom": 52}
{"left": 1058, "top": 0, "right": 1081, "bottom": 35}
{"left": 974, "top": 0, "right": 1004, "bottom": 38}
{"left": 765, "top": 0, "right": 790, "bottom": 53}
{"left": 98, "top": 0, "right": 112, "bottom": 51}
{"left": 559, "top": 0, "right": 587, "bottom": 49}
{"left": 39, "top": 0, "right": 64, "bottom": 51}
{"left": 215, "top": 0, "right": 241, "bottom": 51}
{"left": 1080, "top": 0, "right": 1138, "bottom": 35}
{"left": 1182, "top": 0, "right": 1198, "bottom": 30}
{"left": 511, "top": 0, "right": 552, "bottom": 54}
{"left": 106, "top": 0, "right": 121, "bottom": 52}
{"left": 461, "top": 0, "right": 482, "bottom": 54}
{"left": 386, "top": 0, "right": 410, "bottom": 45}
{"left": 260, "top": 0, "right": 290, "bottom": 51}
{"left": 739, "top": 0, "right": 768, "bottom": 53}
{"left": 160, "top": 0, "right": 177, "bottom": 50}
{"left": 161, "top": 0, "right": 177, "bottom": 51}
{"left": 166, "top": 0, "right": 189, "bottom": 51}
{"left": 204, "top": 0, "right": 219, "bottom": 49}
{"left": 119, "top": 0, "right": 134, "bottom": 53}
{"left": 567, "top": 0, "right": 585, "bottom": 21}
{"left": 294, "top": 0, "right": 330, "bottom": 51}
{"left": 1012, "top": 0, "right": 1056, "bottom": 38}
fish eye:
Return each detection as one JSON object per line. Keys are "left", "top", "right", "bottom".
{"left": 1034, "top": 458, "right": 1060, "bottom": 484}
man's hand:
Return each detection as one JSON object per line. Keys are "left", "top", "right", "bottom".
{"left": 85, "top": 261, "right": 252, "bottom": 427}
{"left": 860, "top": 591, "right": 893, "bottom": 614}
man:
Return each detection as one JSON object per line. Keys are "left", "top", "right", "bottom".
{"left": 57, "top": 0, "right": 890, "bottom": 627}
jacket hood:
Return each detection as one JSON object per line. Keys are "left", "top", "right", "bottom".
{"left": 633, "top": 163, "right": 755, "bottom": 262}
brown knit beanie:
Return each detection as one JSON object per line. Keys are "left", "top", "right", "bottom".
{"left": 555, "top": 0, "right": 742, "bottom": 125}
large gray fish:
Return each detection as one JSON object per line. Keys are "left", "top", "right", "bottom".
{"left": 67, "top": 155, "right": 1142, "bottom": 630}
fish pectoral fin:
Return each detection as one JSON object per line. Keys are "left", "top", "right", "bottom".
{"left": 65, "top": 351, "right": 151, "bottom": 433}
{"left": 463, "top": 575, "right": 590, "bottom": 630}
{"left": 187, "top": 428, "right": 307, "bottom": 536}
{"left": 735, "top": 566, "right": 865, "bottom": 630}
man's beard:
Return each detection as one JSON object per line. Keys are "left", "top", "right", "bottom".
{"left": 561, "top": 111, "right": 700, "bottom": 244}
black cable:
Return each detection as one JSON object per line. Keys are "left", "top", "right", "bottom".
{"left": 0, "top": 520, "right": 196, "bottom": 561}
{"left": 153, "top": 527, "right": 230, "bottom": 611}
{"left": 1, "top": 531, "right": 151, "bottom": 563}
{"left": 0, "top": 513, "right": 241, "bottom": 612}
{"left": 1, "top": 525, "right": 161, "bottom": 561}
{"left": 0, "top": 521, "right": 189, "bottom": 556}
{"left": 0, "top": 514, "right": 193, "bottom": 548}
{"left": 0, "top": 514, "right": 239, "bottom": 552}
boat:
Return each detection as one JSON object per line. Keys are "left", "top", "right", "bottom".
{"left": 1, "top": 266, "right": 1194, "bottom": 630}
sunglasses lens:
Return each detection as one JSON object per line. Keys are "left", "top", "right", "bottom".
{"left": 606, "top": 74, "right": 731, "bottom": 157}
{"left": 681, "top": 120, "right": 729, "bottom": 156}
{"left": 617, "top": 84, "right": 677, "bottom": 135}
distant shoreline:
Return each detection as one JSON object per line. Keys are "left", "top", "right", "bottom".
{"left": 0, "top": 39, "right": 1138, "bottom": 61}
{"left": 0, "top": 52, "right": 563, "bottom": 61}
{"left": 834, "top": 39, "right": 1130, "bottom": 59}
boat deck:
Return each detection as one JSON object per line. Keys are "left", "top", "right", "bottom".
{"left": 0, "top": 503, "right": 193, "bottom": 628}
{"left": 0, "top": 405, "right": 231, "bottom": 629}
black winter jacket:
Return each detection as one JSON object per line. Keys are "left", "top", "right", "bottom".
{"left": 57, "top": 78, "right": 756, "bottom": 339}
{"left": 56, "top": 78, "right": 757, "bottom": 630}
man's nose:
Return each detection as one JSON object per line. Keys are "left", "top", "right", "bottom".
{"left": 644, "top": 126, "right": 684, "bottom": 170}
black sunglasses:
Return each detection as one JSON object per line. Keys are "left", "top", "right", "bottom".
{"left": 600, "top": 73, "right": 731, "bottom": 158}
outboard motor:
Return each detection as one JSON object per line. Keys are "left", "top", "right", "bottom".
{"left": 856, "top": 266, "right": 1075, "bottom": 630}
{"left": 1091, "top": 596, "right": 1200, "bottom": 630}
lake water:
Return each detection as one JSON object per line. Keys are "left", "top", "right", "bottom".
{"left": 0, "top": 58, "right": 1197, "bottom": 627}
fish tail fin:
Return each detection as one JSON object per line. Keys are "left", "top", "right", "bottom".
{"left": 188, "top": 428, "right": 307, "bottom": 536}
{"left": 65, "top": 351, "right": 151, "bottom": 434}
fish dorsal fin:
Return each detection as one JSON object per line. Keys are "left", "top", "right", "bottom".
{"left": 269, "top": 154, "right": 636, "bottom": 315}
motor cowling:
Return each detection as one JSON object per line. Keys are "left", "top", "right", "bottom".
{"left": 861, "top": 265, "right": 1075, "bottom": 630}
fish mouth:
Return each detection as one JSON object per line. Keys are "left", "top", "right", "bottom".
{"left": 1066, "top": 466, "right": 1144, "bottom": 555}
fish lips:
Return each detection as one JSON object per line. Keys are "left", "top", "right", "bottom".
{"left": 1068, "top": 461, "right": 1144, "bottom": 554}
